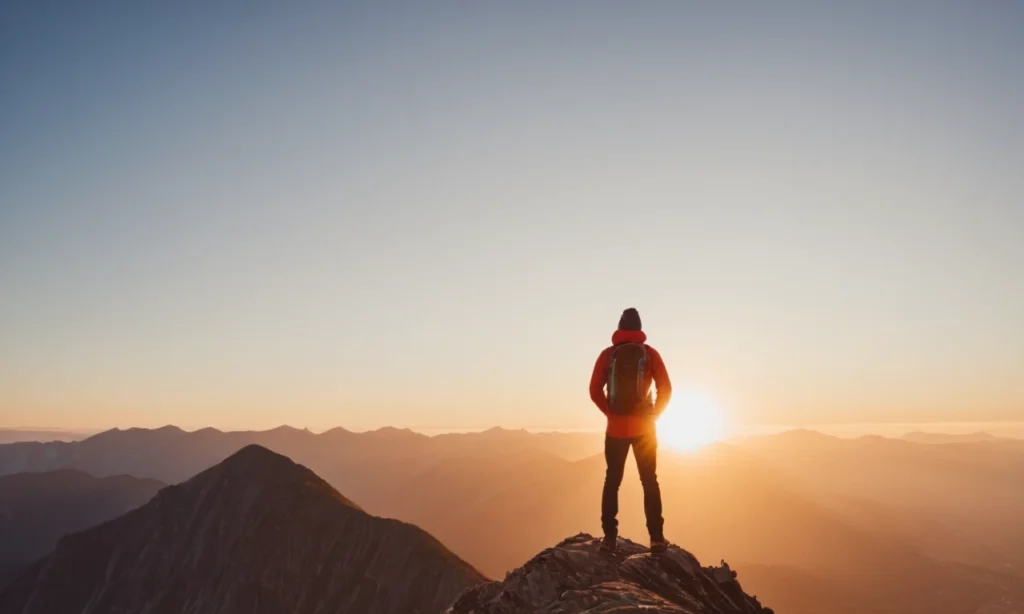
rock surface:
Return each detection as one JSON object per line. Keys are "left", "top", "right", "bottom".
{"left": 447, "top": 533, "right": 773, "bottom": 613}
{"left": 0, "top": 444, "right": 485, "bottom": 614}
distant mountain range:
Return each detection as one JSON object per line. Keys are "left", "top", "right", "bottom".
{"left": 901, "top": 431, "right": 1010, "bottom": 444}
{"left": 0, "top": 470, "right": 164, "bottom": 584}
{"left": 0, "top": 430, "right": 91, "bottom": 444}
{"left": 3, "top": 426, "right": 1024, "bottom": 613}
{"left": 0, "top": 445, "right": 485, "bottom": 614}
{"left": 0, "top": 425, "right": 603, "bottom": 482}
{"left": 0, "top": 444, "right": 777, "bottom": 614}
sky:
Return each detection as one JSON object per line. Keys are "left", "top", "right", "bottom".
{"left": 1, "top": 1, "right": 1022, "bottom": 432}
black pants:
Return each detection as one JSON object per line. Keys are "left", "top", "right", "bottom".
{"left": 601, "top": 433, "right": 664, "bottom": 540}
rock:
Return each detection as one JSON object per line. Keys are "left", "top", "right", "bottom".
{"left": 447, "top": 533, "right": 773, "bottom": 614}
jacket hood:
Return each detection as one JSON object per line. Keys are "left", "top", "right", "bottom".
{"left": 611, "top": 330, "right": 647, "bottom": 345}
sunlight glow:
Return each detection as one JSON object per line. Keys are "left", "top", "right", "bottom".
{"left": 656, "top": 389, "right": 727, "bottom": 451}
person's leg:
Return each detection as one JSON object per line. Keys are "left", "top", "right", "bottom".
{"left": 633, "top": 433, "right": 664, "bottom": 540}
{"left": 601, "top": 435, "right": 632, "bottom": 538}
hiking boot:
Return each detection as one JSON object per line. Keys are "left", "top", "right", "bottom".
{"left": 599, "top": 535, "right": 617, "bottom": 553}
{"left": 650, "top": 536, "right": 669, "bottom": 553}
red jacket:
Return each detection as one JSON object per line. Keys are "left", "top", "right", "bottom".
{"left": 590, "top": 330, "right": 672, "bottom": 439}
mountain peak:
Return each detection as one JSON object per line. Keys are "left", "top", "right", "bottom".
{"left": 83, "top": 425, "right": 185, "bottom": 444}
{"left": 265, "top": 424, "right": 311, "bottom": 434}
{"left": 169, "top": 443, "right": 364, "bottom": 512}
{"left": 448, "top": 533, "right": 772, "bottom": 613}
{"left": 0, "top": 446, "right": 484, "bottom": 614}
{"left": 215, "top": 443, "right": 297, "bottom": 471}
{"left": 367, "top": 426, "right": 427, "bottom": 439}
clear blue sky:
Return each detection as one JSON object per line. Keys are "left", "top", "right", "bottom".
{"left": 1, "top": 1, "right": 1022, "bottom": 431}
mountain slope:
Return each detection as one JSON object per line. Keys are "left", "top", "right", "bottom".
{"left": 0, "top": 470, "right": 164, "bottom": 584}
{"left": 0, "top": 445, "right": 485, "bottom": 614}
{"left": 448, "top": 533, "right": 772, "bottom": 613}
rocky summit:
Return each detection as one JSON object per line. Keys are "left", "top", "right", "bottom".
{"left": 447, "top": 533, "right": 773, "bottom": 614}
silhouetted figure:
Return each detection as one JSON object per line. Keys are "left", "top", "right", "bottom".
{"left": 589, "top": 307, "right": 673, "bottom": 553}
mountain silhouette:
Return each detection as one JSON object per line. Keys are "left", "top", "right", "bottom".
{"left": 0, "top": 425, "right": 602, "bottom": 484}
{"left": 0, "top": 430, "right": 88, "bottom": 445}
{"left": 447, "top": 533, "right": 772, "bottom": 613}
{"left": 0, "top": 470, "right": 164, "bottom": 585}
{"left": 4, "top": 426, "right": 1024, "bottom": 612}
{"left": 901, "top": 431, "right": 1007, "bottom": 444}
{"left": 0, "top": 445, "right": 485, "bottom": 614}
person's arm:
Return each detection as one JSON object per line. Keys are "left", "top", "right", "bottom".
{"left": 648, "top": 347, "right": 673, "bottom": 416}
{"left": 589, "top": 348, "right": 611, "bottom": 414}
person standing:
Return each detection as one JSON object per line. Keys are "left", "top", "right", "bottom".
{"left": 589, "top": 307, "right": 672, "bottom": 553}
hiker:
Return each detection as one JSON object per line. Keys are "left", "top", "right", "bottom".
{"left": 589, "top": 307, "right": 673, "bottom": 553}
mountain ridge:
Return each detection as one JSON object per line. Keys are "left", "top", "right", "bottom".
{"left": 4, "top": 426, "right": 1024, "bottom": 613}
{"left": 0, "top": 444, "right": 485, "bottom": 614}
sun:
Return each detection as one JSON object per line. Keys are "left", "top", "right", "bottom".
{"left": 656, "top": 389, "right": 727, "bottom": 452}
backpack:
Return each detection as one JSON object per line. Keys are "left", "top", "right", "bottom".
{"left": 606, "top": 343, "right": 651, "bottom": 415}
